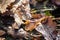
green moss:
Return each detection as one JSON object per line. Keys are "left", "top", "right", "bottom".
{"left": 45, "top": 11, "right": 51, "bottom": 16}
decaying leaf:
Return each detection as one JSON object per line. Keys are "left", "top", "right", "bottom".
{"left": 47, "top": 16, "right": 57, "bottom": 31}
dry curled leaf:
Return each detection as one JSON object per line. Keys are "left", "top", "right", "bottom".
{"left": 25, "top": 22, "right": 36, "bottom": 31}
{"left": 0, "top": 0, "right": 15, "bottom": 13}
{"left": 25, "top": 16, "right": 48, "bottom": 31}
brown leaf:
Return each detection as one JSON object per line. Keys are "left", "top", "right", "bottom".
{"left": 0, "top": 37, "right": 5, "bottom": 40}
{"left": 0, "top": 30, "right": 6, "bottom": 36}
